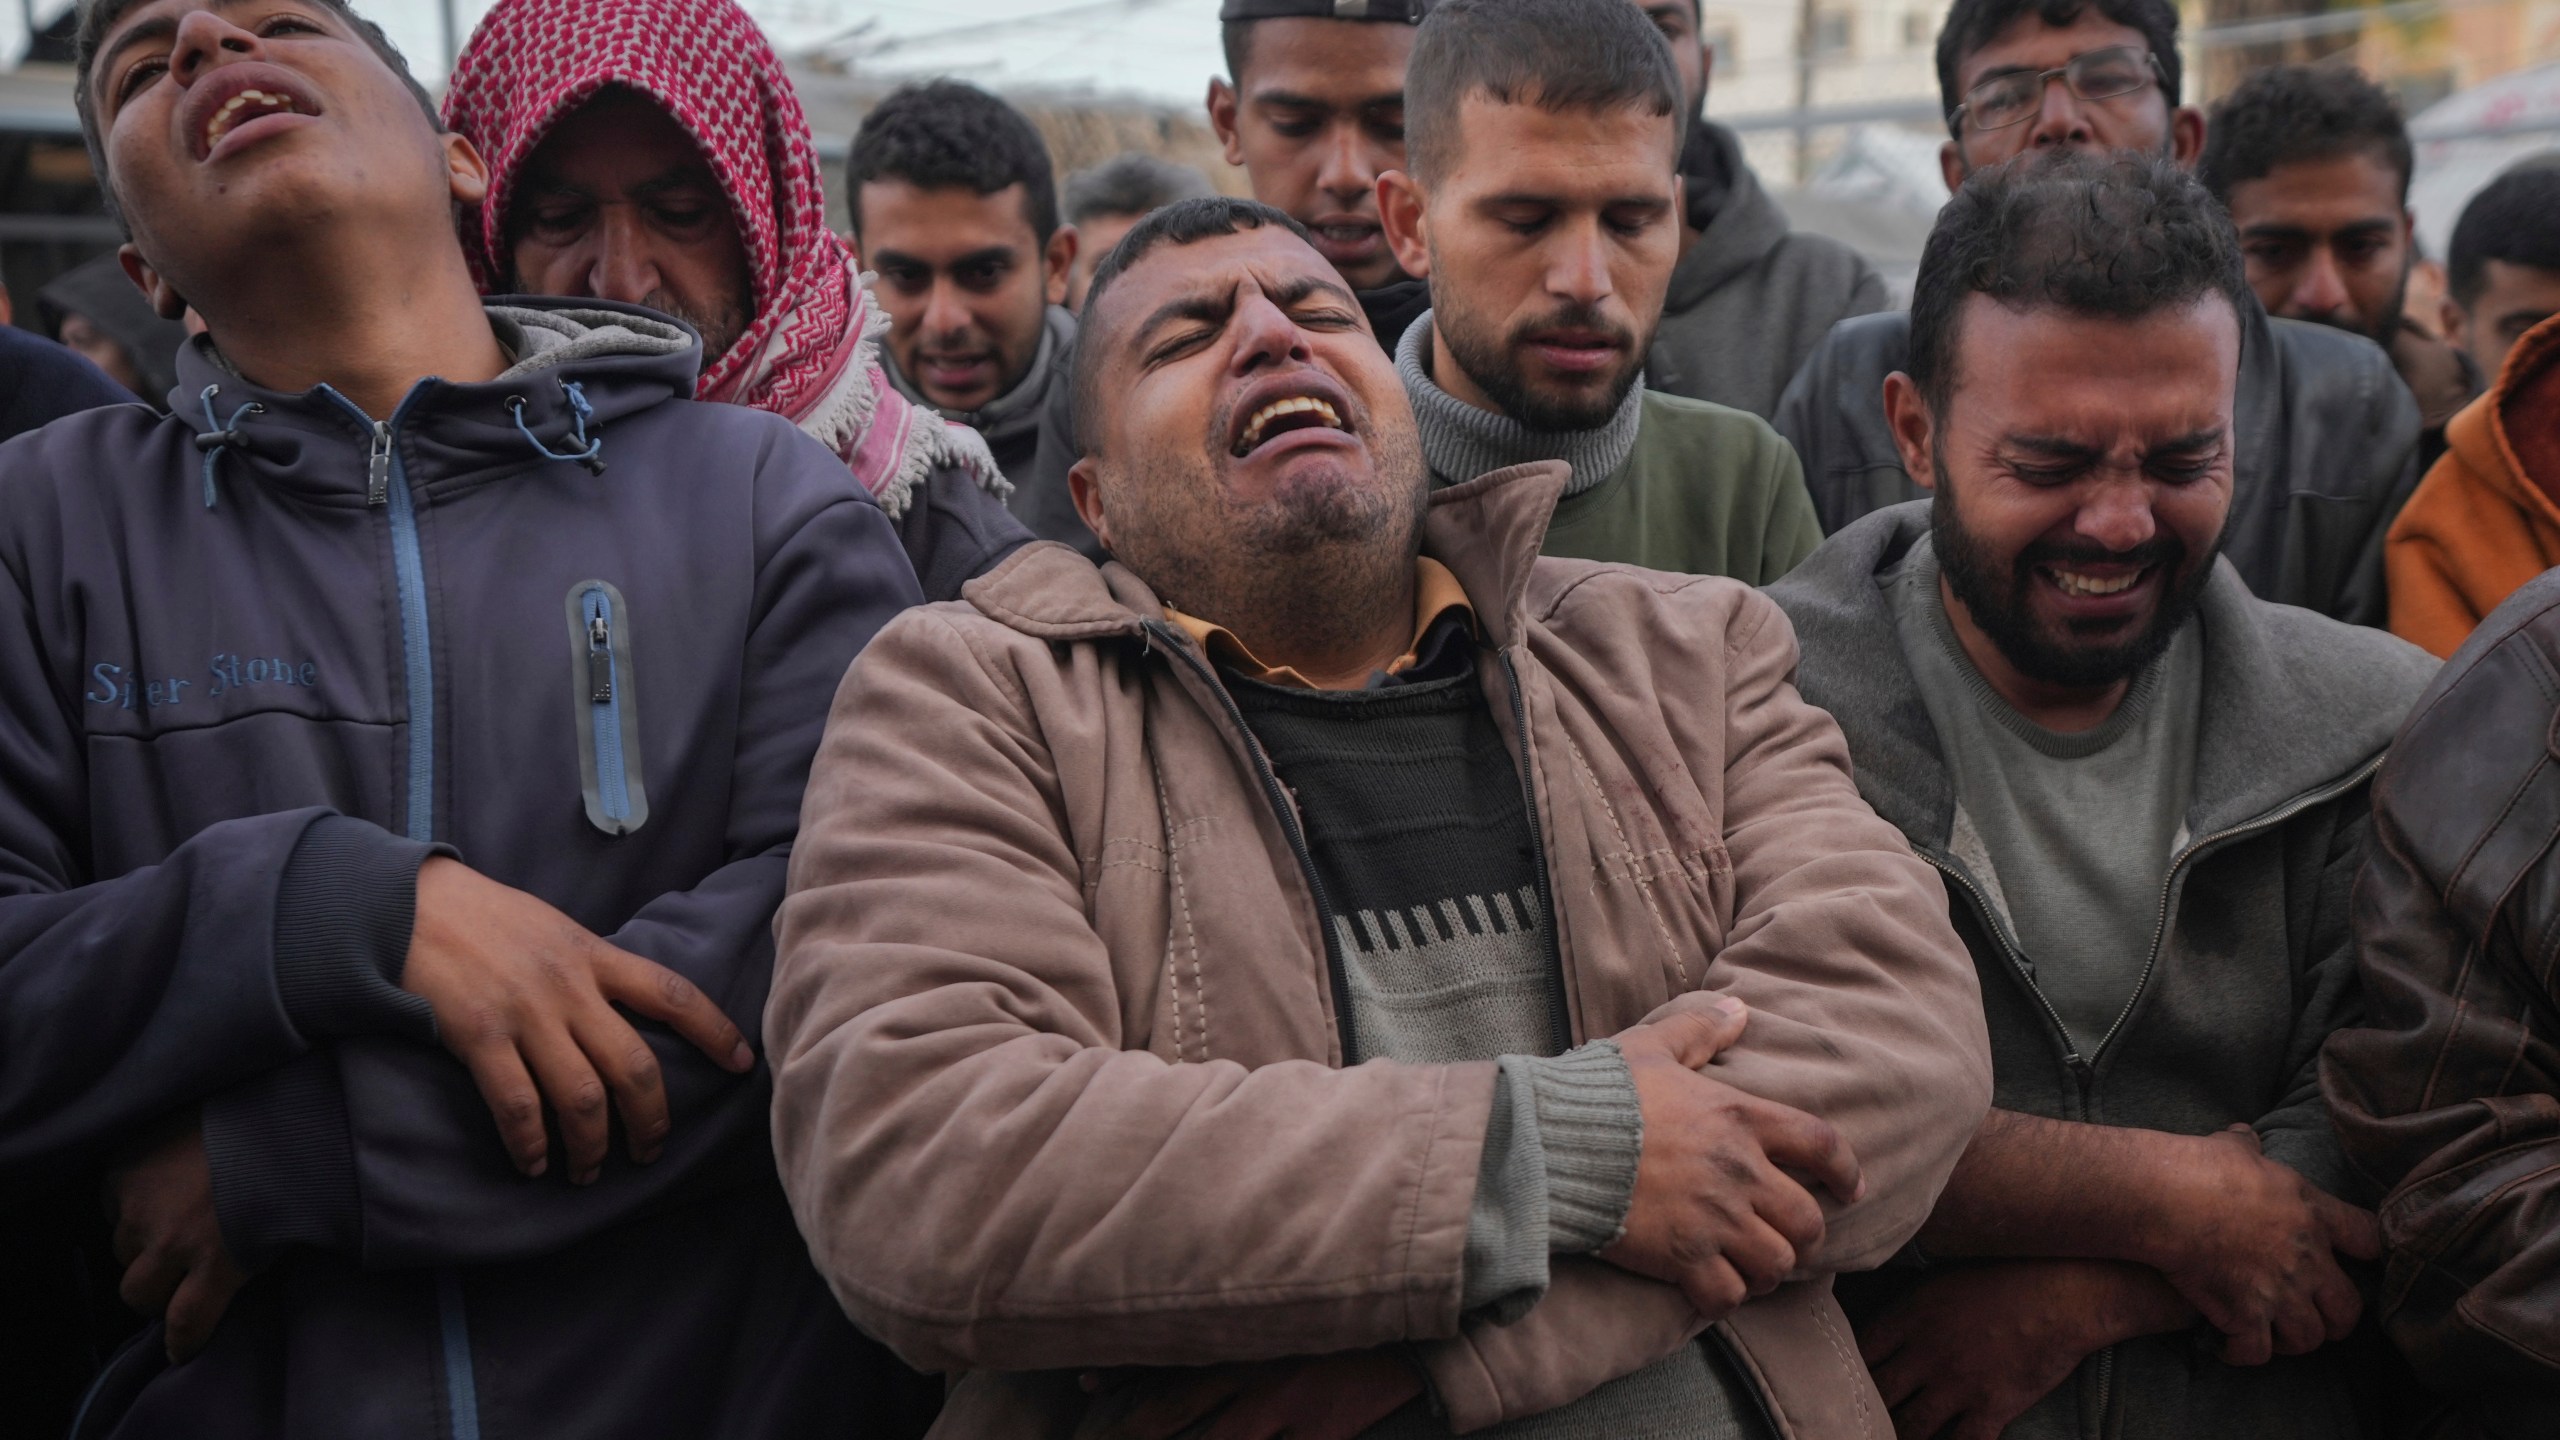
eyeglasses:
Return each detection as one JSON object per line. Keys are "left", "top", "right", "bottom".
{"left": 1953, "top": 46, "right": 2162, "bottom": 135}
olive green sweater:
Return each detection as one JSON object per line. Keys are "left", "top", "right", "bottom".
{"left": 1398, "top": 313, "right": 1823, "bottom": 583}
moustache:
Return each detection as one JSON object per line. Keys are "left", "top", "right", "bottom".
{"left": 1507, "top": 303, "right": 1635, "bottom": 351}
{"left": 2012, "top": 535, "right": 2186, "bottom": 578}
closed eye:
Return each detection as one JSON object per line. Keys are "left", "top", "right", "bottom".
{"left": 1143, "top": 327, "right": 1217, "bottom": 368}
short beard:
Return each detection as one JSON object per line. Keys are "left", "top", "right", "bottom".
{"left": 1433, "top": 274, "right": 1646, "bottom": 432}
{"left": 646, "top": 289, "right": 752, "bottom": 367}
{"left": 1930, "top": 449, "right": 2219, "bottom": 689}
{"left": 1108, "top": 419, "right": 1432, "bottom": 666}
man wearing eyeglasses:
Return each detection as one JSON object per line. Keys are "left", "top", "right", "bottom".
{"left": 1771, "top": 0, "right": 2422, "bottom": 630}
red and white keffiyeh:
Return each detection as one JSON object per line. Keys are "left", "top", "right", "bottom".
{"left": 442, "top": 0, "right": 1002, "bottom": 515}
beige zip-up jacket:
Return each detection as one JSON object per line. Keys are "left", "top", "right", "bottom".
{"left": 770, "top": 461, "right": 1992, "bottom": 1437}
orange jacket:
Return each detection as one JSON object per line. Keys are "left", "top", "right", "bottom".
{"left": 2388, "top": 313, "right": 2560, "bottom": 658}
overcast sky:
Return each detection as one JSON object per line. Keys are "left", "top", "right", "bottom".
{"left": 4, "top": 0, "right": 1230, "bottom": 109}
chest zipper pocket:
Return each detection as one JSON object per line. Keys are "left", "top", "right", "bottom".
{"left": 565, "top": 580, "right": 649, "bottom": 836}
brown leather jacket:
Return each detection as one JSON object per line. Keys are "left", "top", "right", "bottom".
{"left": 2325, "top": 567, "right": 2560, "bottom": 1438}
{"left": 769, "top": 462, "right": 1992, "bottom": 1437}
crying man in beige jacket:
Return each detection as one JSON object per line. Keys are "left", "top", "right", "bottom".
{"left": 768, "top": 185, "right": 1991, "bottom": 1440}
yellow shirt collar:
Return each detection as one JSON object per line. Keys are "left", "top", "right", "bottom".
{"left": 1166, "top": 557, "right": 1475, "bottom": 691}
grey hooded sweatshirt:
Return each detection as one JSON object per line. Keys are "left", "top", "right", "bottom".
{"left": 1767, "top": 502, "right": 2438, "bottom": 1440}
{"left": 1645, "top": 121, "right": 1889, "bottom": 421}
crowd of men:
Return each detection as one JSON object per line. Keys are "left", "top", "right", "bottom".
{"left": 3, "top": 0, "right": 2560, "bottom": 1436}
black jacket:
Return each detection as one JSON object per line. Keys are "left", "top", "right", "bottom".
{"left": 1771, "top": 305, "right": 2423, "bottom": 626}
{"left": 0, "top": 324, "right": 128, "bottom": 442}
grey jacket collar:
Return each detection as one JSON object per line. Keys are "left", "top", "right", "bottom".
{"left": 1664, "top": 121, "right": 1790, "bottom": 314}
{"left": 1395, "top": 309, "right": 1642, "bottom": 496}
{"left": 1766, "top": 500, "right": 2439, "bottom": 849}
{"left": 884, "top": 303, "right": 1076, "bottom": 451}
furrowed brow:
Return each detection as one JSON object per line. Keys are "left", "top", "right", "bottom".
{"left": 1269, "top": 273, "right": 1360, "bottom": 312}
{"left": 2148, "top": 427, "right": 2227, "bottom": 457}
{"left": 1132, "top": 291, "right": 1235, "bottom": 352}
{"left": 2002, "top": 434, "right": 2104, "bottom": 462}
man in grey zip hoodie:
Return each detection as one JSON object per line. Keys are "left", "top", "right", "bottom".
{"left": 1768, "top": 156, "right": 2437, "bottom": 1439}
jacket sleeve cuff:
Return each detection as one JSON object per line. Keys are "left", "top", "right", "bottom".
{"left": 203, "top": 1050, "right": 361, "bottom": 1266}
{"left": 1459, "top": 1042, "right": 1644, "bottom": 1320}
{"left": 272, "top": 816, "right": 443, "bottom": 1044}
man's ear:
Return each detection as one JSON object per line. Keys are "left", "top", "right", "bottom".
{"left": 445, "top": 131, "right": 493, "bottom": 209}
{"left": 1882, "top": 371, "right": 1939, "bottom": 492}
{"left": 2169, "top": 106, "right": 2207, "bottom": 170}
{"left": 1378, "top": 170, "right": 1431, "bottom": 280}
{"left": 2442, "top": 297, "right": 2473, "bottom": 358}
{"left": 1044, "top": 225, "right": 1078, "bottom": 308}
{"left": 1069, "top": 456, "right": 1113, "bottom": 552}
{"left": 1939, "top": 138, "right": 1967, "bottom": 196}
{"left": 118, "top": 245, "right": 189, "bottom": 321}
{"left": 1208, "top": 78, "right": 1246, "bottom": 169}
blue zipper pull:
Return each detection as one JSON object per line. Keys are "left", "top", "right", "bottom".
{"left": 586, "top": 609, "right": 613, "bottom": 704}
{"left": 366, "top": 421, "right": 393, "bottom": 506}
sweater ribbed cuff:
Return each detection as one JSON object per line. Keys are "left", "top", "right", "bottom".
{"left": 1460, "top": 1042, "right": 1645, "bottom": 1321}
{"left": 202, "top": 1050, "right": 360, "bottom": 1266}
{"left": 1521, "top": 1039, "right": 1644, "bottom": 1253}
{"left": 273, "top": 816, "right": 441, "bottom": 1044}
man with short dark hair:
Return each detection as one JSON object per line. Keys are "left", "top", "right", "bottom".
{"left": 1378, "top": 0, "right": 1821, "bottom": 580}
{"left": 1772, "top": 0, "right": 2421, "bottom": 627}
{"left": 442, "top": 0, "right": 1027, "bottom": 602}
{"left": 1210, "top": 0, "right": 1433, "bottom": 351}
{"left": 1060, "top": 150, "right": 1216, "bottom": 312}
{"left": 2201, "top": 64, "right": 2477, "bottom": 471}
{"left": 851, "top": 80, "right": 1076, "bottom": 499}
{"left": 769, "top": 193, "right": 1994, "bottom": 1440}
{"left": 2384, "top": 168, "right": 2560, "bottom": 657}
{"left": 1771, "top": 153, "right": 2436, "bottom": 1440}
{"left": 1631, "top": 0, "right": 1887, "bottom": 419}
{"left": 6, "top": 2, "right": 935, "bottom": 1436}
{"left": 2441, "top": 163, "right": 2560, "bottom": 379}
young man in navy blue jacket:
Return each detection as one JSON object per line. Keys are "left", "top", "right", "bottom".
{"left": 0, "top": 2, "right": 932, "bottom": 1435}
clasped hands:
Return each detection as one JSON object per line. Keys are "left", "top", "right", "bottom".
{"left": 1085, "top": 995, "right": 1867, "bottom": 1440}
{"left": 105, "top": 856, "right": 752, "bottom": 1362}
{"left": 1860, "top": 1123, "right": 2380, "bottom": 1440}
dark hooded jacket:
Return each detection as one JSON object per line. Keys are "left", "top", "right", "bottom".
{"left": 1771, "top": 306, "right": 2424, "bottom": 626}
{"left": 1645, "top": 121, "right": 1889, "bottom": 421}
{"left": 0, "top": 324, "right": 130, "bottom": 442}
{"left": 0, "top": 298, "right": 935, "bottom": 1439}
{"left": 1769, "top": 502, "right": 2438, "bottom": 1440}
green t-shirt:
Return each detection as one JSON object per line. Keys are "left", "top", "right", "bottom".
{"left": 1537, "top": 391, "right": 1824, "bottom": 584}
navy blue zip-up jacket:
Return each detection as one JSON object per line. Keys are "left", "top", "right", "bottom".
{"left": 0, "top": 300, "right": 931, "bottom": 1438}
